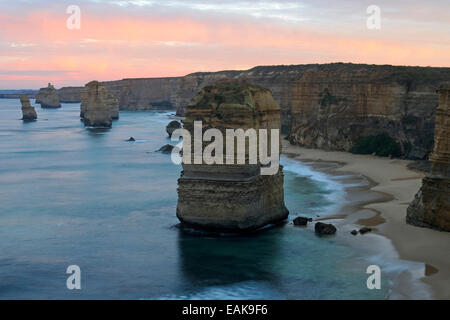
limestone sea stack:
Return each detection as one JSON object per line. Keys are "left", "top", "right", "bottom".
{"left": 407, "top": 83, "right": 450, "bottom": 231}
{"left": 176, "top": 80, "right": 289, "bottom": 232}
{"left": 20, "top": 95, "right": 37, "bottom": 121}
{"left": 82, "top": 81, "right": 115, "bottom": 128}
{"left": 36, "top": 83, "right": 61, "bottom": 108}
{"left": 81, "top": 81, "right": 119, "bottom": 120}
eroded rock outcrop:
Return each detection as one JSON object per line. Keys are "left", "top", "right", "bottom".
{"left": 166, "top": 121, "right": 181, "bottom": 138}
{"left": 36, "top": 83, "right": 61, "bottom": 108}
{"left": 20, "top": 95, "right": 37, "bottom": 121}
{"left": 176, "top": 80, "right": 289, "bottom": 232}
{"left": 407, "top": 83, "right": 450, "bottom": 231}
{"left": 82, "top": 81, "right": 118, "bottom": 127}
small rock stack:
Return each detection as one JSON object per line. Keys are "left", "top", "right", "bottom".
{"left": 81, "top": 81, "right": 119, "bottom": 128}
{"left": 407, "top": 83, "right": 450, "bottom": 231}
{"left": 36, "top": 83, "right": 61, "bottom": 108}
{"left": 19, "top": 95, "right": 37, "bottom": 121}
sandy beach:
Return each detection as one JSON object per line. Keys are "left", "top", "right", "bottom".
{"left": 282, "top": 140, "right": 450, "bottom": 300}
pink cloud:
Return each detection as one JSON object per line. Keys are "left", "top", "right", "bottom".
{"left": 0, "top": 7, "right": 448, "bottom": 89}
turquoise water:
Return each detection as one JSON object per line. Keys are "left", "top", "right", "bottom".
{"left": 0, "top": 99, "right": 398, "bottom": 299}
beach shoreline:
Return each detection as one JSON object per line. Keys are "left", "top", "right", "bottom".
{"left": 282, "top": 140, "right": 450, "bottom": 300}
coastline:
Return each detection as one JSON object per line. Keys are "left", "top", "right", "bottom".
{"left": 282, "top": 140, "right": 450, "bottom": 300}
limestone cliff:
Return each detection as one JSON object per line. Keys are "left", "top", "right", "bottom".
{"left": 407, "top": 83, "right": 450, "bottom": 231}
{"left": 58, "top": 87, "right": 83, "bottom": 103}
{"left": 177, "top": 80, "right": 289, "bottom": 232}
{"left": 36, "top": 83, "right": 61, "bottom": 108}
{"left": 82, "top": 81, "right": 114, "bottom": 128}
{"left": 57, "top": 63, "right": 450, "bottom": 158}
{"left": 19, "top": 95, "right": 37, "bottom": 121}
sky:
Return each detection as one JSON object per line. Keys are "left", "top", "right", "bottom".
{"left": 0, "top": 0, "right": 449, "bottom": 89}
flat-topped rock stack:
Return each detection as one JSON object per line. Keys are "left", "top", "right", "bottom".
{"left": 36, "top": 83, "right": 61, "bottom": 108}
{"left": 81, "top": 81, "right": 119, "bottom": 128}
{"left": 176, "top": 80, "right": 289, "bottom": 232}
{"left": 19, "top": 95, "right": 37, "bottom": 121}
{"left": 407, "top": 83, "right": 450, "bottom": 231}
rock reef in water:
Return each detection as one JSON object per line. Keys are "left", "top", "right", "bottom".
{"left": 81, "top": 81, "right": 119, "bottom": 121}
{"left": 166, "top": 121, "right": 181, "bottom": 138}
{"left": 407, "top": 83, "right": 450, "bottom": 231}
{"left": 36, "top": 83, "right": 61, "bottom": 108}
{"left": 20, "top": 95, "right": 37, "bottom": 120}
{"left": 176, "top": 80, "right": 289, "bottom": 232}
{"left": 81, "top": 81, "right": 119, "bottom": 127}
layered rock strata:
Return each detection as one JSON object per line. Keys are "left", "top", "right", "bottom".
{"left": 58, "top": 64, "right": 450, "bottom": 159}
{"left": 407, "top": 83, "right": 450, "bottom": 231}
{"left": 82, "top": 81, "right": 116, "bottom": 127}
{"left": 20, "top": 95, "right": 37, "bottom": 121}
{"left": 176, "top": 80, "right": 289, "bottom": 232}
{"left": 36, "top": 83, "right": 61, "bottom": 108}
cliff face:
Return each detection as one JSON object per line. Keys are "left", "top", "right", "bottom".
{"left": 36, "top": 83, "right": 61, "bottom": 108}
{"left": 57, "top": 63, "right": 450, "bottom": 158}
{"left": 58, "top": 87, "right": 83, "bottom": 103}
{"left": 407, "top": 84, "right": 450, "bottom": 231}
{"left": 102, "top": 78, "right": 180, "bottom": 110}
{"left": 19, "top": 95, "right": 37, "bottom": 121}
{"left": 177, "top": 80, "right": 289, "bottom": 232}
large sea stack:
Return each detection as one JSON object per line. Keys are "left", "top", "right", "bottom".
{"left": 81, "top": 81, "right": 119, "bottom": 120}
{"left": 36, "top": 83, "right": 61, "bottom": 108}
{"left": 82, "top": 81, "right": 117, "bottom": 128}
{"left": 407, "top": 83, "right": 450, "bottom": 231}
{"left": 176, "top": 80, "right": 289, "bottom": 232}
{"left": 20, "top": 95, "right": 37, "bottom": 121}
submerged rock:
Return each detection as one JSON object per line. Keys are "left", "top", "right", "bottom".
{"left": 126, "top": 137, "right": 136, "bottom": 142}
{"left": 359, "top": 227, "right": 372, "bottom": 234}
{"left": 176, "top": 79, "right": 289, "bottom": 232}
{"left": 314, "top": 222, "right": 337, "bottom": 235}
{"left": 157, "top": 144, "right": 174, "bottom": 154}
{"left": 351, "top": 230, "right": 358, "bottom": 236}
{"left": 20, "top": 95, "right": 37, "bottom": 121}
{"left": 166, "top": 121, "right": 181, "bottom": 138}
{"left": 36, "top": 83, "right": 61, "bottom": 108}
{"left": 293, "top": 216, "right": 312, "bottom": 226}
{"left": 407, "top": 83, "right": 450, "bottom": 231}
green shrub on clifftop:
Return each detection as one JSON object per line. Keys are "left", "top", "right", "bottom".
{"left": 350, "top": 133, "right": 402, "bottom": 157}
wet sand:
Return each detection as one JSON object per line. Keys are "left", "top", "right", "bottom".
{"left": 282, "top": 141, "right": 450, "bottom": 300}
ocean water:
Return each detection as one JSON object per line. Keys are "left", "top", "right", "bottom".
{"left": 0, "top": 99, "right": 421, "bottom": 299}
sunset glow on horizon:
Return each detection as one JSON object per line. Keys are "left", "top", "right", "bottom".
{"left": 0, "top": 0, "right": 449, "bottom": 89}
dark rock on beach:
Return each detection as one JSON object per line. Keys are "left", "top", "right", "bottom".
{"left": 293, "top": 216, "right": 312, "bottom": 226}
{"left": 359, "top": 227, "right": 373, "bottom": 234}
{"left": 315, "top": 222, "right": 337, "bottom": 235}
